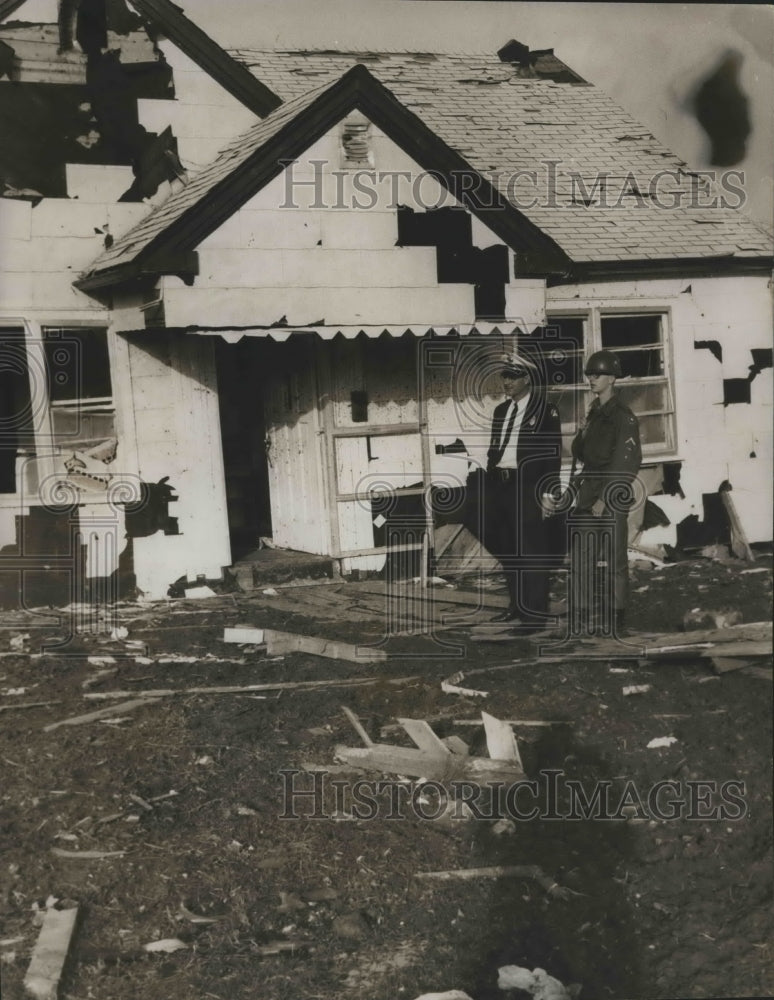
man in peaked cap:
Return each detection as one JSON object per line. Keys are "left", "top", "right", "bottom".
{"left": 483, "top": 350, "right": 563, "bottom": 633}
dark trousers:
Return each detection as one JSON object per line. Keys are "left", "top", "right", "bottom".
{"left": 569, "top": 509, "right": 629, "bottom": 627}
{"left": 485, "top": 469, "right": 552, "bottom": 623}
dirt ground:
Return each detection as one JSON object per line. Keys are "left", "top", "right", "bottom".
{"left": 0, "top": 551, "right": 771, "bottom": 1000}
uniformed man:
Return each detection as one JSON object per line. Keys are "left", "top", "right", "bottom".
{"left": 569, "top": 350, "right": 642, "bottom": 634}
{"left": 484, "top": 352, "right": 562, "bottom": 633}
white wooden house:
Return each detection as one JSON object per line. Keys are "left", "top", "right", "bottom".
{"left": 0, "top": 2, "right": 771, "bottom": 600}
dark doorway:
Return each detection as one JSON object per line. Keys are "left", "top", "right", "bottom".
{"left": 215, "top": 339, "right": 272, "bottom": 560}
{"left": 0, "top": 329, "right": 34, "bottom": 495}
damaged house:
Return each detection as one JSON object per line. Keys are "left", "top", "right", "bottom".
{"left": 0, "top": 0, "right": 772, "bottom": 601}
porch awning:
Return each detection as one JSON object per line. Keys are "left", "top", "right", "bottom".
{"left": 184, "top": 323, "right": 529, "bottom": 343}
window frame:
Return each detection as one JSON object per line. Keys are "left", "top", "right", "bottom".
{"left": 546, "top": 305, "right": 677, "bottom": 461}
{"left": 42, "top": 325, "right": 117, "bottom": 457}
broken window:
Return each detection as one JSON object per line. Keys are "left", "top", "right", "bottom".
{"left": 601, "top": 313, "right": 675, "bottom": 453}
{"left": 544, "top": 311, "right": 675, "bottom": 458}
{"left": 43, "top": 327, "right": 116, "bottom": 454}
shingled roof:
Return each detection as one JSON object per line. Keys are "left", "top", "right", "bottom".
{"left": 234, "top": 47, "right": 772, "bottom": 266}
{"left": 78, "top": 43, "right": 772, "bottom": 290}
{"left": 77, "top": 64, "right": 569, "bottom": 289}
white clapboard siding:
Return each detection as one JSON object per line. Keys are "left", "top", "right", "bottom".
{"left": 65, "top": 164, "right": 135, "bottom": 203}
{"left": 136, "top": 98, "right": 256, "bottom": 140}
{"left": 504, "top": 280, "right": 547, "bottom": 328}
{"left": 195, "top": 247, "right": 438, "bottom": 289}
{"left": 0, "top": 199, "right": 32, "bottom": 240}
{"left": 162, "top": 285, "right": 475, "bottom": 329}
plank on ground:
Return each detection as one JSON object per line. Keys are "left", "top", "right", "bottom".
{"left": 396, "top": 718, "right": 451, "bottom": 757}
{"left": 264, "top": 629, "right": 387, "bottom": 663}
{"left": 481, "top": 711, "right": 524, "bottom": 769}
{"left": 24, "top": 905, "right": 79, "bottom": 1000}
{"left": 335, "top": 743, "right": 524, "bottom": 782}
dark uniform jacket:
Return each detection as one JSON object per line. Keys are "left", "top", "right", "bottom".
{"left": 571, "top": 393, "right": 642, "bottom": 512}
{"left": 485, "top": 392, "right": 562, "bottom": 538}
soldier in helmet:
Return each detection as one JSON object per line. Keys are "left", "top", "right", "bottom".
{"left": 483, "top": 351, "right": 562, "bottom": 634}
{"left": 569, "top": 350, "right": 641, "bottom": 634}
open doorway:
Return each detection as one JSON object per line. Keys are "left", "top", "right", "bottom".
{"left": 215, "top": 339, "right": 272, "bottom": 561}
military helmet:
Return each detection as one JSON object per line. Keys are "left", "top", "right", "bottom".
{"left": 584, "top": 350, "right": 622, "bottom": 378}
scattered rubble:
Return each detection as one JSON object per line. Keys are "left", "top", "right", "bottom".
{"left": 497, "top": 964, "right": 576, "bottom": 999}
{"left": 416, "top": 866, "right": 578, "bottom": 900}
{"left": 683, "top": 607, "right": 743, "bottom": 630}
{"left": 623, "top": 684, "right": 651, "bottom": 696}
{"left": 23, "top": 903, "right": 79, "bottom": 1000}
{"left": 646, "top": 736, "right": 679, "bottom": 749}
{"left": 143, "top": 938, "right": 189, "bottom": 953}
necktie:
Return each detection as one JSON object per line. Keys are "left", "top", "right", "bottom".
{"left": 499, "top": 402, "right": 518, "bottom": 462}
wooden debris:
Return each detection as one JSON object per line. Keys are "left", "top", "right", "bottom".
{"left": 739, "top": 665, "right": 773, "bottom": 681}
{"left": 416, "top": 865, "right": 577, "bottom": 898}
{"left": 0, "top": 701, "right": 61, "bottom": 713}
{"left": 82, "top": 668, "right": 117, "bottom": 690}
{"left": 51, "top": 849, "right": 125, "bottom": 859}
{"left": 83, "top": 674, "right": 419, "bottom": 701}
{"left": 143, "top": 938, "right": 188, "bottom": 953}
{"left": 397, "top": 718, "right": 451, "bottom": 757}
{"left": 441, "top": 735, "right": 470, "bottom": 756}
{"left": 128, "top": 793, "right": 153, "bottom": 812}
{"left": 252, "top": 940, "right": 309, "bottom": 956}
{"left": 453, "top": 718, "right": 571, "bottom": 728}
{"left": 341, "top": 706, "right": 373, "bottom": 746}
{"left": 719, "top": 482, "right": 755, "bottom": 562}
{"left": 711, "top": 657, "right": 751, "bottom": 674}
{"left": 223, "top": 626, "right": 265, "bottom": 644}
{"left": 622, "top": 684, "right": 651, "bottom": 696}
{"left": 441, "top": 675, "right": 488, "bottom": 698}
{"left": 550, "top": 621, "right": 771, "bottom": 662}
{"left": 264, "top": 628, "right": 387, "bottom": 663}
{"left": 481, "top": 711, "right": 524, "bottom": 770}
{"left": 335, "top": 743, "right": 524, "bottom": 783}
{"left": 43, "top": 699, "right": 161, "bottom": 732}
{"left": 649, "top": 640, "right": 770, "bottom": 659}
{"left": 354, "top": 578, "right": 511, "bottom": 609}
{"left": 24, "top": 904, "right": 79, "bottom": 1000}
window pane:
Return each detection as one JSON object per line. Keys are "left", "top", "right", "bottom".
{"left": 601, "top": 316, "right": 664, "bottom": 377}
{"left": 616, "top": 381, "right": 670, "bottom": 414}
{"left": 638, "top": 414, "right": 669, "bottom": 448}
{"left": 601, "top": 315, "right": 662, "bottom": 349}
{"left": 50, "top": 406, "right": 116, "bottom": 450}
{"left": 44, "top": 328, "right": 112, "bottom": 402}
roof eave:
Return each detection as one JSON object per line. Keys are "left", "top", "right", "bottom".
{"left": 555, "top": 254, "right": 774, "bottom": 285}
{"left": 75, "top": 250, "right": 199, "bottom": 293}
